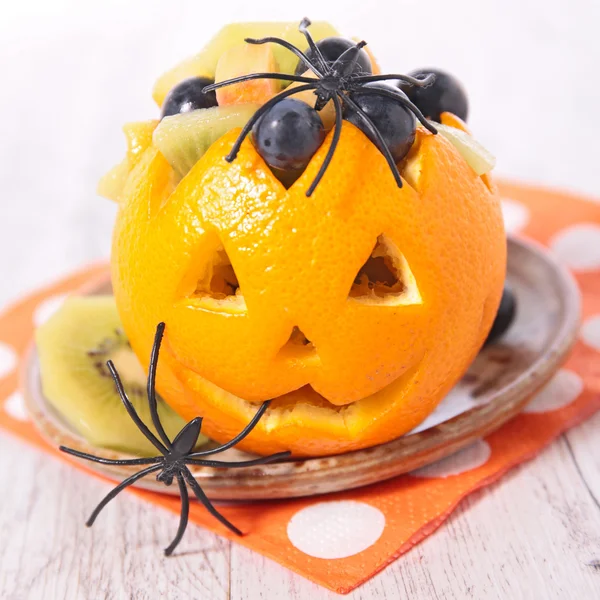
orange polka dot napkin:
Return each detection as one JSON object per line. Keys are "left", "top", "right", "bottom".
{"left": 0, "top": 181, "right": 599, "bottom": 594}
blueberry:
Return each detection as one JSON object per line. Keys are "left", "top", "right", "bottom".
{"left": 161, "top": 77, "right": 218, "bottom": 119}
{"left": 485, "top": 284, "right": 517, "bottom": 345}
{"left": 252, "top": 98, "right": 325, "bottom": 172}
{"left": 295, "top": 37, "right": 372, "bottom": 76}
{"left": 345, "top": 83, "right": 416, "bottom": 162}
{"left": 398, "top": 69, "right": 468, "bottom": 123}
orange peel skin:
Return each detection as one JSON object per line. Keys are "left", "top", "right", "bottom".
{"left": 111, "top": 119, "right": 505, "bottom": 457}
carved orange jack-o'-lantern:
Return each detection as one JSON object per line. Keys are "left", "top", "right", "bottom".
{"left": 111, "top": 116, "right": 505, "bottom": 457}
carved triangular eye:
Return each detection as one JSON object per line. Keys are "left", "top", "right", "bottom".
{"left": 194, "top": 245, "right": 239, "bottom": 297}
{"left": 187, "top": 242, "right": 246, "bottom": 312}
{"left": 349, "top": 235, "right": 422, "bottom": 305}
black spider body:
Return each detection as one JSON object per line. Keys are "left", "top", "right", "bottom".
{"left": 204, "top": 17, "right": 438, "bottom": 197}
{"left": 60, "top": 322, "right": 290, "bottom": 556}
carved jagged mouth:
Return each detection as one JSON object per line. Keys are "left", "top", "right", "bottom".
{"left": 166, "top": 343, "right": 424, "bottom": 436}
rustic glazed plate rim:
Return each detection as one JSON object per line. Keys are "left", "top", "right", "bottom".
{"left": 21, "top": 236, "right": 581, "bottom": 499}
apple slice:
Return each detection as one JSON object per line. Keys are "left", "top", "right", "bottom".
{"left": 283, "top": 69, "right": 336, "bottom": 130}
{"left": 152, "top": 21, "right": 339, "bottom": 107}
{"left": 215, "top": 43, "right": 280, "bottom": 106}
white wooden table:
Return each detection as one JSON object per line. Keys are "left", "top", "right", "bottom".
{"left": 1, "top": 1, "right": 599, "bottom": 598}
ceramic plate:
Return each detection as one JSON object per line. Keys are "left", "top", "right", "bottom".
{"left": 23, "top": 237, "right": 580, "bottom": 500}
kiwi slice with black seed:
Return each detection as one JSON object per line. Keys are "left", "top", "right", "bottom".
{"left": 35, "top": 295, "right": 205, "bottom": 456}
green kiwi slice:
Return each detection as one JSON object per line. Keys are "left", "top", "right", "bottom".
{"left": 35, "top": 295, "right": 206, "bottom": 456}
{"left": 153, "top": 103, "right": 261, "bottom": 178}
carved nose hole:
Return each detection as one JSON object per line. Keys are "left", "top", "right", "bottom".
{"left": 348, "top": 234, "right": 422, "bottom": 306}
{"left": 277, "top": 326, "right": 320, "bottom": 367}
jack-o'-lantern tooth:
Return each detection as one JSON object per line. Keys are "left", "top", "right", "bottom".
{"left": 348, "top": 235, "right": 422, "bottom": 306}
{"left": 185, "top": 243, "right": 247, "bottom": 313}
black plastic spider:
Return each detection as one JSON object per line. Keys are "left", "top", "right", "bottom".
{"left": 204, "top": 17, "right": 438, "bottom": 197}
{"left": 60, "top": 322, "right": 290, "bottom": 556}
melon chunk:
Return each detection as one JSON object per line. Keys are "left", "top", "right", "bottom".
{"left": 152, "top": 21, "right": 339, "bottom": 107}
{"left": 215, "top": 43, "right": 280, "bottom": 106}
{"left": 98, "top": 120, "right": 158, "bottom": 202}
{"left": 435, "top": 123, "right": 496, "bottom": 176}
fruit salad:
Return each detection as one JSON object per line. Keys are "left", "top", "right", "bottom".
{"left": 38, "top": 19, "right": 510, "bottom": 458}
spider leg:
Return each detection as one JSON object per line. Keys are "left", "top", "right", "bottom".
{"left": 186, "top": 451, "right": 291, "bottom": 469}
{"left": 147, "top": 322, "right": 172, "bottom": 449}
{"left": 203, "top": 72, "right": 316, "bottom": 93}
{"left": 187, "top": 400, "right": 271, "bottom": 458}
{"left": 353, "top": 73, "right": 435, "bottom": 87}
{"left": 331, "top": 40, "right": 367, "bottom": 77}
{"left": 305, "top": 93, "right": 343, "bottom": 197}
{"left": 86, "top": 464, "right": 162, "bottom": 526}
{"left": 344, "top": 95, "right": 403, "bottom": 188}
{"left": 107, "top": 361, "right": 169, "bottom": 455}
{"left": 164, "top": 473, "right": 190, "bottom": 556}
{"left": 182, "top": 468, "right": 243, "bottom": 536}
{"left": 357, "top": 87, "right": 438, "bottom": 134}
{"left": 225, "top": 84, "right": 317, "bottom": 163}
{"left": 245, "top": 37, "right": 323, "bottom": 77}
{"left": 59, "top": 446, "right": 161, "bottom": 466}
{"left": 299, "top": 17, "right": 329, "bottom": 74}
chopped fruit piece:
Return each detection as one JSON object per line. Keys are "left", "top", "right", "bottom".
{"left": 97, "top": 160, "right": 130, "bottom": 203}
{"left": 124, "top": 120, "right": 159, "bottom": 163}
{"left": 215, "top": 43, "right": 280, "bottom": 106}
{"left": 161, "top": 76, "right": 218, "bottom": 118}
{"left": 153, "top": 104, "right": 261, "bottom": 177}
{"left": 486, "top": 284, "right": 517, "bottom": 345}
{"left": 283, "top": 69, "right": 336, "bottom": 130}
{"left": 36, "top": 296, "right": 205, "bottom": 455}
{"left": 295, "top": 36, "right": 372, "bottom": 76}
{"left": 435, "top": 123, "right": 496, "bottom": 176}
{"left": 399, "top": 69, "right": 469, "bottom": 123}
{"left": 253, "top": 98, "right": 325, "bottom": 172}
{"left": 152, "top": 21, "right": 339, "bottom": 107}
{"left": 345, "top": 83, "right": 416, "bottom": 162}
{"left": 440, "top": 112, "right": 495, "bottom": 191}
{"left": 97, "top": 120, "right": 158, "bottom": 202}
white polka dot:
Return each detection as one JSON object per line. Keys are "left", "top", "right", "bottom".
{"left": 287, "top": 501, "right": 385, "bottom": 559}
{"left": 501, "top": 198, "right": 530, "bottom": 234}
{"left": 581, "top": 315, "right": 600, "bottom": 351}
{"left": 523, "top": 369, "right": 583, "bottom": 414}
{"left": 4, "top": 391, "right": 28, "bottom": 421}
{"left": 34, "top": 294, "right": 67, "bottom": 327}
{"left": 0, "top": 342, "right": 17, "bottom": 379}
{"left": 411, "top": 440, "right": 491, "bottom": 478}
{"left": 550, "top": 224, "right": 600, "bottom": 271}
